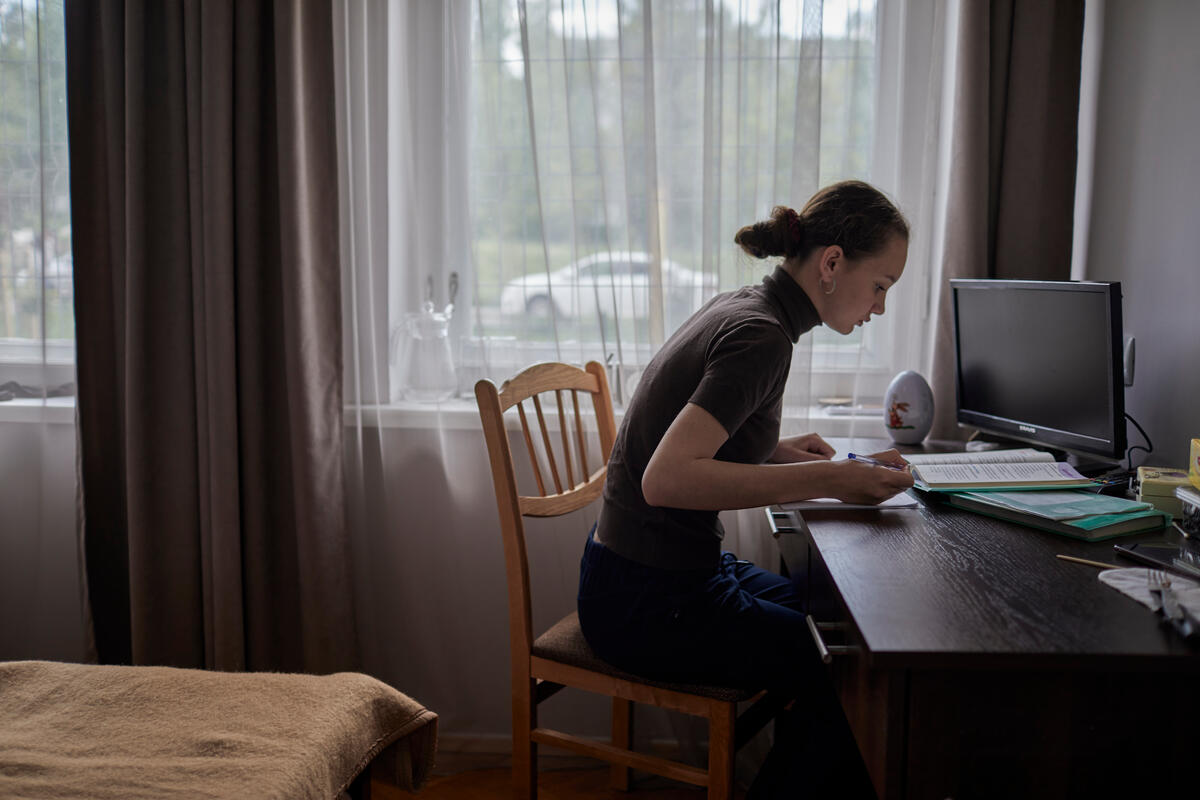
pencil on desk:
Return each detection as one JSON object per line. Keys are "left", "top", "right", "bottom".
{"left": 1056, "top": 554, "right": 1121, "bottom": 571}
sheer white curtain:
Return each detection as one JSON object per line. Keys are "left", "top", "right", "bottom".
{"left": 0, "top": 0, "right": 84, "bottom": 662}
{"left": 336, "top": 0, "right": 949, "bottom": 758}
{"left": 469, "top": 0, "right": 878, "bottom": 406}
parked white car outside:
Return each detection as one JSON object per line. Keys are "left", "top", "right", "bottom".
{"left": 498, "top": 251, "right": 716, "bottom": 325}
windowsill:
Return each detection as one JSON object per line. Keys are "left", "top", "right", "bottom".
{"left": 805, "top": 404, "right": 889, "bottom": 427}
{"left": 0, "top": 396, "right": 76, "bottom": 424}
{"left": 342, "top": 398, "right": 887, "bottom": 436}
{"left": 0, "top": 394, "right": 887, "bottom": 438}
{"left": 342, "top": 398, "right": 487, "bottom": 430}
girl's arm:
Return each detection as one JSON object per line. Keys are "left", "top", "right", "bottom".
{"left": 642, "top": 402, "right": 913, "bottom": 511}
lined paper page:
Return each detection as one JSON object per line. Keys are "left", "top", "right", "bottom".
{"left": 914, "top": 461, "right": 1085, "bottom": 485}
{"left": 904, "top": 448, "right": 1053, "bottom": 465}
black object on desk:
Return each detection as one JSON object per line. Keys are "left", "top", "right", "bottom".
{"left": 767, "top": 438, "right": 1200, "bottom": 800}
{"left": 1113, "top": 539, "right": 1200, "bottom": 579}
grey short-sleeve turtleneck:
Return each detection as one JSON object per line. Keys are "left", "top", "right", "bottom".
{"left": 596, "top": 266, "right": 822, "bottom": 569}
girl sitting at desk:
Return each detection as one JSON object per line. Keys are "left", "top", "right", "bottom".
{"left": 578, "top": 180, "right": 914, "bottom": 797}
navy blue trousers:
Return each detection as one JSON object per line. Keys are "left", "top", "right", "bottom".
{"left": 577, "top": 530, "right": 821, "bottom": 690}
{"left": 577, "top": 529, "right": 875, "bottom": 799}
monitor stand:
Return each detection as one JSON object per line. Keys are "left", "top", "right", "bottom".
{"left": 1064, "top": 452, "right": 1125, "bottom": 479}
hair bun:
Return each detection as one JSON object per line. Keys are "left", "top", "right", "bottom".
{"left": 734, "top": 181, "right": 909, "bottom": 262}
{"left": 734, "top": 206, "right": 806, "bottom": 259}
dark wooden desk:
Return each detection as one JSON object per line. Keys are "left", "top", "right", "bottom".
{"left": 767, "top": 438, "right": 1200, "bottom": 800}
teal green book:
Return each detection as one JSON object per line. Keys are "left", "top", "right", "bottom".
{"left": 957, "top": 489, "right": 1152, "bottom": 520}
{"left": 942, "top": 492, "right": 1170, "bottom": 541}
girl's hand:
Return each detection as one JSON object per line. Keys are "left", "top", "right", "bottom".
{"left": 769, "top": 433, "right": 836, "bottom": 463}
{"left": 829, "top": 453, "right": 915, "bottom": 504}
{"left": 865, "top": 448, "right": 910, "bottom": 469}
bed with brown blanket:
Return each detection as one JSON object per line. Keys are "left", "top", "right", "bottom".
{"left": 0, "top": 660, "right": 437, "bottom": 799}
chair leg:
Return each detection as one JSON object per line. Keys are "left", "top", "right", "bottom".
{"left": 513, "top": 678, "right": 537, "bottom": 800}
{"left": 610, "top": 697, "right": 634, "bottom": 790}
{"left": 707, "top": 701, "right": 736, "bottom": 800}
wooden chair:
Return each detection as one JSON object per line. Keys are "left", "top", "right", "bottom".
{"left": 475, "top": 360, "right": 785, "bottom": 800}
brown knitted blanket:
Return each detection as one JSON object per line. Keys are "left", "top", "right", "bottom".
{"left": 0, "top": 660, "right": 437, "bottom": 799}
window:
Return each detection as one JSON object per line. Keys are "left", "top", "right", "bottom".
{"left": 0, "top": 0, "right": 72, "bottom": 372}
{"left": 465, "top": 0, "right": 880, "bottom": 403}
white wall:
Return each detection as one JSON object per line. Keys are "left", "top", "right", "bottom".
{"left": 0, "top": 409, "right": 88, "bottom": 662}
{"left": 1083, "top": 0, "right": 1200, "bottom": 468}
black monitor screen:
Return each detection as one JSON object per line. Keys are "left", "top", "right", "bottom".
{"left": 952, "top": 280, "right": 1124, "bottom": 460}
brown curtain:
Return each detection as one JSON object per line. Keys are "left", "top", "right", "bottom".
{"left": 65, "top": 0, "right": 358, "bottom": 673}
{"left": 929, "top": 0, "right": 1086, "bottom": 440}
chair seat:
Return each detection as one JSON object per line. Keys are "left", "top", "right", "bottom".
{"left": 532, "top": 612, "right": 755, "bottom": 703}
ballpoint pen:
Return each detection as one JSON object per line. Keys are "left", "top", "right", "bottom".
{"left": 846, "top": 452, "right": 909, "bottom": 471}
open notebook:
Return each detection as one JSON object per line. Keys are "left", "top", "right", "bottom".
{"left": 906, "top": 448, "right": 1094, "bottom": 491}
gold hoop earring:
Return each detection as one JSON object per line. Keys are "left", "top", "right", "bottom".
{"left": 821, "top": 277, "right": 837, "bottom": 295}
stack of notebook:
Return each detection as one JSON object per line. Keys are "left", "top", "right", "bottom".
{"left": 908, "top": 448, "right": 1170, "bottom": 541}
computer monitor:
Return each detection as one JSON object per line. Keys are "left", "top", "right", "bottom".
{"left": 950, "top": 279, "right": 1126, "bottom": 464}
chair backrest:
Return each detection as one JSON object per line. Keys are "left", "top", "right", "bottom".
{"left": 475, "top": 361, "right": 617, "bottom": 659}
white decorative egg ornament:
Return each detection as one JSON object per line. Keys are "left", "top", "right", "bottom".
{"left": 884, "top": 370, "right": 934, "bottom": 445}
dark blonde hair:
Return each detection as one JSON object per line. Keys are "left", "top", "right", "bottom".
{"left": 734, "top": 180, "right": 909, "bottom": 261}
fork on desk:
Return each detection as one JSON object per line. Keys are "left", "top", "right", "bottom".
{"left": 1148, "top": 569, "right": 1199, "bottom": 639}
{"left": 1147, "top": 569, "right": 1174, "bottom": 613}
{"left": 1147, "top": 569, "right": 1172, "bottom": 592}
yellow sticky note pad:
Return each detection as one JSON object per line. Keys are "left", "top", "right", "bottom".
{"left": 1191, "top": 438, "right": 1200, "bottom": 490}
